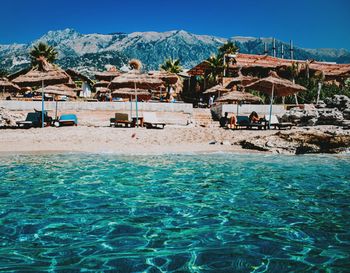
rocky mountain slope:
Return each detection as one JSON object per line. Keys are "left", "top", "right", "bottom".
{"left": 1, "top": 28, "right": 349, "bottom": 76}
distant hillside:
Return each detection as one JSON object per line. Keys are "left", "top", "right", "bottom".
{"left": 1, "top": 28, "right": 349, "bottom": 77}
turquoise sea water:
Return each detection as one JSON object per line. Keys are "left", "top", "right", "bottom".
{"left": 0, "top": 153, "right": 349, "bottom": 272}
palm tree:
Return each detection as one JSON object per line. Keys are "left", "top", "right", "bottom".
{"left": 160, "top": 58, "right": 183, "bottom": 73}
{"left": 218, "top": 41, "right": 238, "bottom": 58}
{"left": 218, "top": 42, "right": 238, "bottom": 76}
{"left": 0, "top": 69, "right": 8, "bottom": 77}
{"left": 30, "top": 42, "right": 58, "bottom": 66}
{"left": 204, "top": 55, "right": 225, "bottom": 86}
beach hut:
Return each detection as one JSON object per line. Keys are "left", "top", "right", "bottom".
{"left": 0, "top": 78, "right": 21, "bottom": 94}
{"left": 12, "top": 57, "right": 70, "bottom": 127}
{"left": 245, "top": 71, "right": 307, "bottom": 127}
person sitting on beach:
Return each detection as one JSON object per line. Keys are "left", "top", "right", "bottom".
{"left": 249, "top": 111, "right": 260, "bottom": 123}
{"left": 229, "top": 114, "right": 237, "bottom": 128}
{"left": 219, "top": 112, "right": 229, "bottom": 128}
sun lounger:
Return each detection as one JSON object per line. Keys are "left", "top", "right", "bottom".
{"left": 54, "top": 114, "right": 78, "bottom": 127}
{"left": 110, "top": 113, "right": 135, "bottom": 127}
{"left": 16, "top": 111, "right": 52, "bottom": 128}
{"left": 143, "top": 112, "right": 166, "bottom": 129}
{"left": 264, "top": 114, "right": 293, "bottom": 129}
{"left": 16, "top": 112, "right": 41, "bottom": 128}
{"left": 236, "top": 116, "right": 266, "bottom": 130}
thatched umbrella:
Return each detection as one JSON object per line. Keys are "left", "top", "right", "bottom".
{"left": 0, "top": 78, "right": 21, "bottom": 93}
{"left": 94, "top": 87, "right": 111, "bottom": 100}
{"left": 95, "top": 66, "right": 121, "bottom": 81}
{"left": 148, "top": 71, "right": 178, "bottom": 85}
{"left": 12, "top": 60, "right": 70, "bottom": 87}
{"left": 224, "top": 71, "right": 258, "bottom": 89}
{"left": 12, "top": 58, "right": 70, "bottom": 127}
{"left": 96, "top": 87, "right": 111, "bottom": 93}
{"left": 216, "top": 91, "right": 262, "bottom": 117}
{"left": 108, "top": 71, "right": 164, "bottom": 90}
{"left": 245, "top": 71, "right": 307, "bottom": 127}
{"left": 216, "top": 91, "right": 261, "bottom": 103}
{"left": 41, "top": 84, "right": 77, "bottom": 98}
{"left": 40, "top": 84, "right": 76, "bottom": 119}
{"left": 112, "top": 88, "right": 152, "bottom": 101}
{"left": 203, "top": 84, "right": 231, "bottom": 97}
{"left": 93, "top": 81, "right": 110, "bottom": 89}
{"left": 95, "top": 71, "right": 121, "bottom": 82}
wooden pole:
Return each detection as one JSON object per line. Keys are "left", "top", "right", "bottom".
{"left": 41, "top": 80, "right": 45, "bottom": 128}
{"left": 268, "top": 84, "right": 274, "bottom": 129}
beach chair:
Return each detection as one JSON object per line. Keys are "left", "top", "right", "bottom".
{"left": 16, "top": 112, "right": 41, "bottom": 128}
{"left": 236, "top": 116, "right": 266, "bottom": 130}
{"left": 54, "top": 114, "right": 78, "bottom": 127}
{"left": 265, "top": 114, "right": 293, "bottom": 129}
{"left": 110, "top": 113, "right": 135, "bottom": 127}
{"left": 143, "top": 112, "right": 166, "bottom": 129}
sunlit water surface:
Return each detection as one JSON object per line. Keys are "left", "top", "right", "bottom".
{"left": 0, "top": 153, "right": 349, "bottom": 272}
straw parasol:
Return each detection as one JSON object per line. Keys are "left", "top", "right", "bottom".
{"left": 12, "top": 57, "right": 71, "bottom": 128}
{"left": 12, "top": 58, "right": 70, "bottom": 87}
{"left": 95, "top": 66, "right": 121, "bottom": 81}
{"left": 245, "top": 71, "right": 307, "bottom": 127}
{"left": 96, "top": 87, "right": 111, "bottom": 93}
{"left": 0, "top": 78, "right": 21, "bottom": 93}
{"left": 224, "top": 70, "right": 258, "bottom": 89}
{"left": 93, "top": 81, "right": 110, "bottom": 89}
{"left": 216, "top": 91, "right": 262, "bottom": 117}
{"left": 203, "top": 84, "right": 231, "bottom": 96}
{"left": 39, "top": 84, "right": 76, "bottom": 120}
{"left": 148, "top": 71, "right": 178, "bottom": 85}
{"left": 108, "top": 71, "right": 164, "bottom": 90}
{"left": 112, "top": 88, "right": 152, "bottom": 100}
{"left": 244, "top": 71, "right": 306, "bottom": 97}
{"left": 41, "top": 84, "right": 77, "bottom": 98}
{"left": 216, "top": 91, "right": 261, "bottom": 103}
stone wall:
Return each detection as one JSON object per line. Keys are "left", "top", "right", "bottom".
{"left": 0, "top": 101, "right": 193, "bottom": 114}
{"left": 211, "top": 104, "right": 287, "bottom": 118}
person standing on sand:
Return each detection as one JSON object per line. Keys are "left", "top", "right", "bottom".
{"left": 209, "top": 96, "right": 214, "bottom": 108}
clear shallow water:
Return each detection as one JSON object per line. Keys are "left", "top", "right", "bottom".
{"left": 0, "top": 153, "right": 349, "bottom": 272}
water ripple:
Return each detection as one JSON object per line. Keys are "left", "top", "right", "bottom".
{"left": 0, "top": 153, "right": 349, "bottom": 272}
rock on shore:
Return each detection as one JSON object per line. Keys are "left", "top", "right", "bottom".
{"left": 0, "top": 107, "right": 24, "bottom": 127}
{"left": 239, "top": 127, "right": 350, "bottom": 154}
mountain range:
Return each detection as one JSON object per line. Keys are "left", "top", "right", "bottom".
{"left": 1, "top": 28, "right": 350, "bottom": 77}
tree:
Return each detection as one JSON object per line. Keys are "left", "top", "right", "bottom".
{"left": 218, "top": 41, "right": 238, "bottom": 58}
{"left": 0, "top": 69, "right": 8, "bottom": 77}
{"left": 30, "top": 42, "right": 58, "bottom": 66}
{"left": 204, "top": 55, "right": 225, "bottom": 86}
{"left": 160, "top": 58, "right": 183, "bottom": 74}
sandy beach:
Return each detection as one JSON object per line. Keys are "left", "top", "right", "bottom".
{"left": 0, "top": 125, "right": 276, "bottom": 154}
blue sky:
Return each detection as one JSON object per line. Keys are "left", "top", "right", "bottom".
{"left": 1, "top": 0, "right": 349, "bottom": 50}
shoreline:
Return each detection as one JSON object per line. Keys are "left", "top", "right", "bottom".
{"left": 1, "top": 125, "right": 350, "bottom": 156}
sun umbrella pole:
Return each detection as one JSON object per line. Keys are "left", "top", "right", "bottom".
{"left": 316, "top": 82, "right": 322, "bottom": 104}
{"left": 41, "top": 80, "right": 45, "bottom": 128}
{"left": 268, "top": 84, "right": 275, "bottom": 129}
{"left": 135, "top": 82, "right": 139, "bottom": 128}
{"left": 236, "top": 102, "right": 239, "bottom": 117}
{"left": 130, "top": 94, "right": 132, "bottom": 120}
{"left": 55, "top": 96, "right": 58, "bottom": 120}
